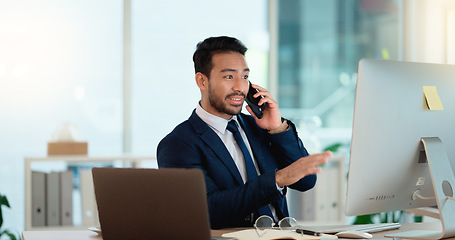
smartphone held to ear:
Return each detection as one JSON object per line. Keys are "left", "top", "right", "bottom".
{"left": 245, "top": 81, "right": 265, "bottom": 119}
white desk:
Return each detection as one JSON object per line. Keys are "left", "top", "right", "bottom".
{"left": 22, "top": 222, "right": 455, "bottom": 240}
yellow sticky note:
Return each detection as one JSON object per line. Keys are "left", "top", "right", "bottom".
{"left": 423, "top": 86, "right": 444, "bottom": 110}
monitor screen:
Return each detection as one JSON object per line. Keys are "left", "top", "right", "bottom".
{"left": 345, "top": 59, "right": 455, "bottom": 238}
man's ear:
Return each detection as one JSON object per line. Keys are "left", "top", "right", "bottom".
{"left": 195, "top": 72, "right": 208, "bottom": 90}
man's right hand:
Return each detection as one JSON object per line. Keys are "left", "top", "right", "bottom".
{"left": 275, "top": 151, "right": 332, "bottom": 188}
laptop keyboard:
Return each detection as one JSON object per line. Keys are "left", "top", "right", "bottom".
{"left": 317, "top": 222, "right": 401, "bottom": 234}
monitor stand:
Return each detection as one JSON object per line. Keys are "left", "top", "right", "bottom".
{"left": 386, "top": 137, "right": 455, "bottom": 239}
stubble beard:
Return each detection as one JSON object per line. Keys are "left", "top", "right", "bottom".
{"left": 208, "top": 85, "right": 244, "bottom": 116}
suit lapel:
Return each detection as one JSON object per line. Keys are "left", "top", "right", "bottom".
{"left": 189, "top": 111, "right": 244, "bottom": 185}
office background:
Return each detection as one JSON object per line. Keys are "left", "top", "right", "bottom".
{"left": 1, "top": 0, "right": 454, "bottom": 233}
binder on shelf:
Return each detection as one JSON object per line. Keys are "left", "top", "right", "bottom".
{"left": 32, "top": 171, "right": 46, "bottom": 227}
{"left": 80, "top": 169, "right": 99, "bottom": 226}
{"left": 301, "top": 188, "right": 316, "bottom": 221}
{"left": 46, "top": 172, "right": 61, "bottom": 226}
{"left": 325, "top": 166, "right": 341, "bottom": 220}
{"left": 315, "top": 166, "right": 337, "bottom": 221}
{"left": 60, "top": 171, "right": 73, "bottom": 226}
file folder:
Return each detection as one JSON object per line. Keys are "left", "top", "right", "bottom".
{"left": 31, "top": 171, "right": 46, "bottom": 227}
{"left": 60, "top": 171, "right": 73, "bottom": 226}
{"left": 46, "top": 172, "right": 61, "bottom": 226}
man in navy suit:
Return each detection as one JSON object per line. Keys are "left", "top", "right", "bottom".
{"left": 157, "top": 36, "right": 331, "bottom": 229}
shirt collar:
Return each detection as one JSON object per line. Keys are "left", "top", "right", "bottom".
{"left": 195, "top": 102, "right": 237, "bottom": 134}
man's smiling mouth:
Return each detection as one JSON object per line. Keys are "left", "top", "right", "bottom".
{"left": 226, "top": 93, "right": 246, "bottom": 105}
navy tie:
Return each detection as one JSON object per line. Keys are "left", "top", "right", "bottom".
{"left": 226, "top": 120, "right": 274, "bottom": 219}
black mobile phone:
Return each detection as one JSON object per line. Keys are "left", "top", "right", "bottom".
{"left": 245, "top": 81, "right": 265, "bottom": 119}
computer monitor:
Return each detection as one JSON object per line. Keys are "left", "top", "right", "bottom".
{"left": 346, "top": 59, "right": 455, "bottom": 239}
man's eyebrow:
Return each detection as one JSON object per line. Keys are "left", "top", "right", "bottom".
{"left": 220, "top": 68, "right": 250, "bottom": 73}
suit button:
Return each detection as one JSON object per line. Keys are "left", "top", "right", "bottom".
{"left": 244, "top": 215, "right": 251, "bottom": 221}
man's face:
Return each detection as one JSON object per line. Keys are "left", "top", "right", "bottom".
{"left": 205, "top": 52, "right": 250, "bottom": 119}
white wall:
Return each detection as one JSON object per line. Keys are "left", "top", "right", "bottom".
{"left": 404, "top": 0, "right": 455, "bottom": 63}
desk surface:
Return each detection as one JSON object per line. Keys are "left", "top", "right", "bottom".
{"left": 22, "top": 222, "right": 454, "bottom": 240}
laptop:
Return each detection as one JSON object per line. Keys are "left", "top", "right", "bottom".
{"left": 92, "top": 167, "right": 212, "bottom": 240}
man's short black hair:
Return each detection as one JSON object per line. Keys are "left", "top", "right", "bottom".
{"left": 193, "top": 36, "right": 248, "bottom": 78}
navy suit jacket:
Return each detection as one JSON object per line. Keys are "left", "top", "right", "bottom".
{"left": 157, "top": 110, "right": 316, "bottom": 229}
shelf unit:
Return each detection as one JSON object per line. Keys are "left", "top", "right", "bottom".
{"left": 24, "top": 155, "right": 157, "bottom": 231}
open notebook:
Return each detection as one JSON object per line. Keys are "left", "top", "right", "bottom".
{"left": 222, "top": 229, "right": 337, "bottom": 240}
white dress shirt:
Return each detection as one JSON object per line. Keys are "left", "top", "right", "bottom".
{"left": 195, "top": 103, "right": 259, "bottom": 183}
